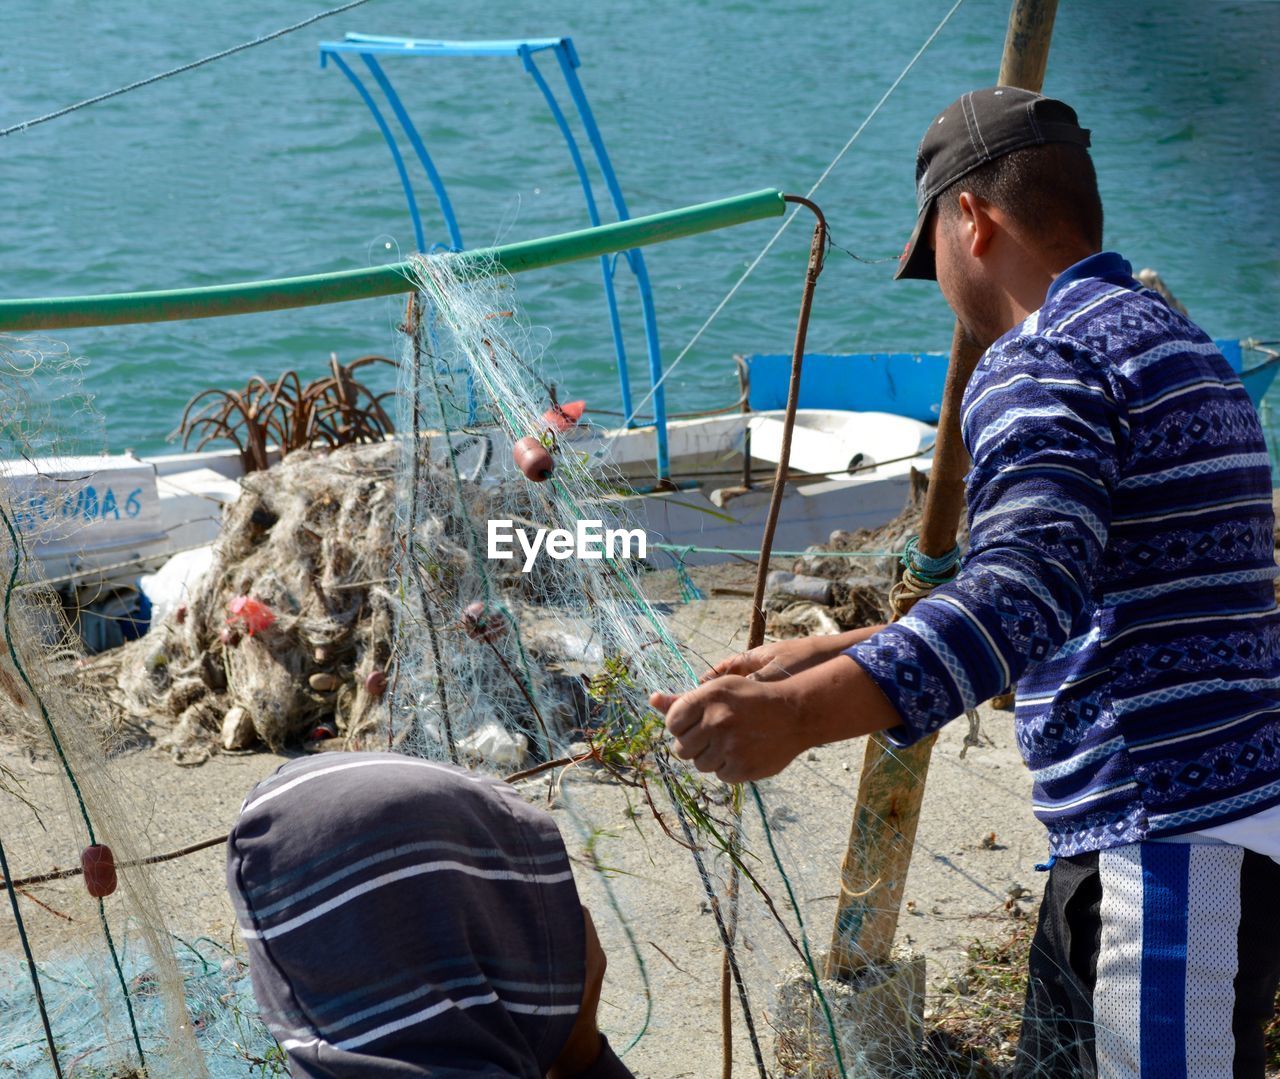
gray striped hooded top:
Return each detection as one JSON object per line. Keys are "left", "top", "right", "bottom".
{"left": 227, "top": 753, "right": 625, "bottom": 1077}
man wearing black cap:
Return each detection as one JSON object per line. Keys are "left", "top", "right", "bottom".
{"left": 653, "top": 87, "right": 1280, "bottom": 1075}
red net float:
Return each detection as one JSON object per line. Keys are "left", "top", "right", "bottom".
{"left": 364, "top": 669, "right": 388, "bottom": 697}
{"left": 542, "top": 399, "right": 585, "bottom": 432}
{"left": 513, "top": 436, "right": 554, "bottom": 482}
{"left": 308, "top": 720, "right": 338, "bottom": 742}
{"left": 226, "top": 594, "right": 276, "bottom": 636}
{"left": 81, "top": 844, "right": 117, "bottom": 898}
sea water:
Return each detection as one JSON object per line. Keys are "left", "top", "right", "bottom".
{"left": 2, "top": 0, "right": 1276, "bottom": 455}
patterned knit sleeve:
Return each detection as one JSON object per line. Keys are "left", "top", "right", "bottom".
{"left": 842, "top": 333, "right": 1126, "bottom": 745}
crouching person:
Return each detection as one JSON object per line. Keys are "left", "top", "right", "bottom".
{"left": 227, "top": 753, "right": 632, "bottom": 1078}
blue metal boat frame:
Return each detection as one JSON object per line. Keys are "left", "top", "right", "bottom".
{"left": 318, "top": 34, "right": 674, "bottom": 479}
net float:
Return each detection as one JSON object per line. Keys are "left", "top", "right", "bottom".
{"left": 542, "top": 399, "right": 585, "bottom": 432}
{"left": 365, "top": 669, "right": 388, "bottom": 697}
{"left": 226, "top": 594, "right": 276, "bottom": 636}
{"left": 513, "top": 436, "right": 554, "bottom": 482}
{"left": 308, "top": 720, "right": 338, "bottom": 741}
{"left": 462, "top": 601, "right": 507, "bottom": 643}
{"left": 308, "top": 672, "right": 340, "bottom": 692}
{"left": 81, "top": 844, "right": 117, "bottom": 898}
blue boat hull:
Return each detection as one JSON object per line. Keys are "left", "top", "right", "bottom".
{"left": 744, "top": 339, "right": 1278, "bottom": 421}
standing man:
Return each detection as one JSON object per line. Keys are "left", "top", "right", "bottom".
{"left": 650, "top": 88, "right": 1280, "bottom": 1076}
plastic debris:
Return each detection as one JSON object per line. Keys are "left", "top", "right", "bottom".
{"left": 457, "top": 721, "right": 528, "bottom": 769}
{"left": 765, "top": 570, "right": 834, "bottom": 605}
{"left": 139, "top": 544, "right": 216, "bottom": 627}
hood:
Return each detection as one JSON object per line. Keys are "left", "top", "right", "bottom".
{"left": 227, "top": 753, "right": 584, "bottom": 1077}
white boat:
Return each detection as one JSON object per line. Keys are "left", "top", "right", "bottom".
{"left": 0, "top": 406, "right": 932, "bottom": 648}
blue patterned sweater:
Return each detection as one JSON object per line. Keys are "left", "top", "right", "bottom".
{"left": 845, "top": 252, "right": 1280, "bottom": 857}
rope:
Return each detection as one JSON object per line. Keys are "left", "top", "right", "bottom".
{"left": 1, "top": 753, "right": 605, "bottom": 895}
{"left": 652, "top": 542, "right": 897, "bottom": 560}
{"left": 749, "top": 783, "right": 849, "bottom": 1078}
{"left": 900, "top": 535, "right": 961, "bottom": 584}
{"left": 662, "top": 768, "right": 767, "bottom": 1079}
{"left": 604, "top": 0, "right": 967, "bottom": 438}
{"left": 0, "top": 0, "right": 375, "bottom": 138}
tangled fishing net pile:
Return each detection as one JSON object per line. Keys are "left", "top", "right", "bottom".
{"left": 94, "top": 441, "right": 401, "bottom": 760}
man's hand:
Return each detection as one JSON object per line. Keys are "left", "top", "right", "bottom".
{"left": 700, "top": 625, "right": 886, "bottom": 684}
{"left": 651, "top": 654, "right": 903, "bottom": 783}
{"left": 650, "top": 676, "right": 808, "bottom": 783}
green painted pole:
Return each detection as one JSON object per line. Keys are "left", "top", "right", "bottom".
{"left": 0, "top": 189, "right": 785, "bottom": 332}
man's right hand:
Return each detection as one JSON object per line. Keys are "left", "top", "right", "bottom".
{"left": 700, "top": 624, "right": 886, "bottom": 684}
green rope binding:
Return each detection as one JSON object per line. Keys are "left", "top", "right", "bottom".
{"left": 900, "top": 535, "right": 962, "bottom": 586}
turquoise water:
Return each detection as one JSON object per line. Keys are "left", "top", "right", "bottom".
{"left": 3, "top": 0, "right": 1277, "bottom": 455}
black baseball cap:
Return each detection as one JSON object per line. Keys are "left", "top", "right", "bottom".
{"left": 896, "top": 87, "right": 1092, "bottom": 281}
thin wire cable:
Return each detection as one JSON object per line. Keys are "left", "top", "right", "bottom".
{"left": 603, "top": 0, "right": 966, "bottom": 440}
{"left": 827, "top": 230, "right": 898, "bottom": 266}
{"left": 0, "top": 0, "right": 375, "bottom": 139}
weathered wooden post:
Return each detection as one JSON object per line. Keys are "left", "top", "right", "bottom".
{"left": 824, "top": 325, "right": 984, "bottom": 979}
{"left": 821, "top": 0, "right": 1061, "bottom": 1024}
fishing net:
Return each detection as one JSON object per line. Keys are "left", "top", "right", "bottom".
{"left": 0, "top": 265, "right": 1068, "bottom": 1079}
{"left": 0, "top": 338, "right": 239, "bottom": 1078}
{"left": 382, "top": 252, "right": 1022, "bottom": 1079}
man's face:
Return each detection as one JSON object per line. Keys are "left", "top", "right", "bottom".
{"left": 930, "top": 201, "right": 1004, "bottom": 350}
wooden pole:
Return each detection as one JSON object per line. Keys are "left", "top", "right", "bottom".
{"left": 825, "top": 0, "right": 1059, "bottom": 981}
{"left": 998, "top": 0, "right": 1059, "bottom": 89}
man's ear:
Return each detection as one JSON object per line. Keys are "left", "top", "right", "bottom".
{"left": 956, "top": 191, "right": 995, "bottom": 259}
